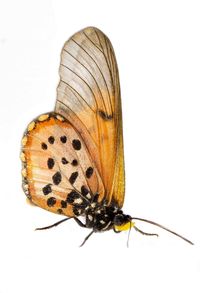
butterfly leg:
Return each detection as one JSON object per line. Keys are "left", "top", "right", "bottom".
{"left": 74, "top": 217, "right": 86, "bottom": 228}
{"left": 80, "top": 230, "right": 94, "bottom": 247}
{"left": 35, "top": 217, "right": 71, "bottom": 231}
{"left": 134, "top": 226, "right": 159, "bottom": 237}
{"left": 113, "top": 226, "right": 121, "bottom": 233}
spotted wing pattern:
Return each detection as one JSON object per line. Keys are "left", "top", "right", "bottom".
{"left": 21, "top": 113, "right": 105, "bottom": 217}
{"left": 55, "top": 27, "right": 125, "bottom": 207}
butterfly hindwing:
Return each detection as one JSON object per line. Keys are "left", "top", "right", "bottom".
{"left": 21, "top": 113, "right": 105, "bottom": 217}
{"left": 55, "top": 27, "right": 125, "bottom": 208}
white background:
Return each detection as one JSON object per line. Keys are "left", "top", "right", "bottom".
{"left": 0, "top": 0, "right": 200, "bottom": 292}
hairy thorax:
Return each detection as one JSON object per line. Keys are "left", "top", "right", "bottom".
{"left": 84, "top": 204, "right": 131, "bottom": 232}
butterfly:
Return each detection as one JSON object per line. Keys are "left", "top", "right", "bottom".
{"left": 21, "top": 27, "right": 193, "bottom": 246}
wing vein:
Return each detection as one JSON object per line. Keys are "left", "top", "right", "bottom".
{"left": 71, "top": 38, "right": 112, "bottom": 115}
{"left": 56, "top": 99, "right": 99, "bottom": 150}
{"left": 53, "top": 118, "right": 96, "bottom": 197}
{"left": 60, "top": 63, "right": 98, "bottom": 110}
{"left": 83, "top": 31, "right": 103, "bottom": 53}
{"left": 58, "top": 79, "right": 95, "bottom": 113}
{"left": 63, "top": 48, "right": 108, "bottom": 113}
{"left": 94, "top": 29, "right": 114, "bottom": 114}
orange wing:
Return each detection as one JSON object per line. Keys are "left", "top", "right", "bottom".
{"left": 55, "top": 27, "right": 125, "bottom": 208}
{"left": 21, "top": 113, "right": 105, "bottom": 217}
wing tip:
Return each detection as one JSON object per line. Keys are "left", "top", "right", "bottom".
{"left": 62, "top": 26, "right": 110, "bottom": 49}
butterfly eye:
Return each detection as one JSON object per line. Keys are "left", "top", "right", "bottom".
{"left": 113, "top": 214, "right": 125, "bottom": 226}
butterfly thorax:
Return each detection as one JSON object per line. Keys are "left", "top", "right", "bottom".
{"left": 84, "top": 205, "right": 132, "bottom": 232}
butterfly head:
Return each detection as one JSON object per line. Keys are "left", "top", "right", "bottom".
{"left": 113, "top": 213, "right": 135, "bottom": 232}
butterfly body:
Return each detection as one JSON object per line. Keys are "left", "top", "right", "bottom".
{"left": 84, "top": 205, "right": 131, "bottom": 232}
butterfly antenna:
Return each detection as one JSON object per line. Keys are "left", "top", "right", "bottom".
{"left": 35, "top": 217, "right": 72, "bottom": 231}
{"left": 131, "top": 217, "right": 194, "bottom": 245}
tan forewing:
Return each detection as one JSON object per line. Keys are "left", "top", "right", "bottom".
{"left": 55, "top": 27, "right": 125, "bottom": 207}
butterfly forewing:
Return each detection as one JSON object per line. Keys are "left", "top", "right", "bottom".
{"left": 55, "top": 27, "right": 125, "bottom": 208}
{"left": 21, "top": 113, "right": 105, "bottom": 217}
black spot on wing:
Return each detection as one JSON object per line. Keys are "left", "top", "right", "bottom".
{"left": 42, "top": 184, "right": 52, "bottom": 195}
{"left": 41, "top": 142, "right": 48, "bottom": 150}
{"left": 81, "top": 185, "right": 89, "bottom": 197}
{"left": 48, "top": 136, "right": 55, "bottom": 144}
{"left": 71, "top": 159, "right": 78, "bottom": 166}
{"left": 61, "top": 200, "right": 67, "bottom": 208}
{"left": 72, "top": 139, "right": 81, "bottom": 150}
{"left": 52, "top": 172, "right": 62, "bottom": 185}
{"left": 67, "top": 191, "right": 80, "bottom": 204}
{"left": 98, "top": 110, "right": 113, "bottom": 121}
{"left": 86, "top": 167, "right": 93, "bottom": 178}
{"left": 61, "top": 157, "right": 68, "bottom": 165}
{"left": 47, "top": 158, "right": 55, "bottom": 169}
{"left": 69, "top": 172, "right": 78, "bottom": 184}
{"left": 60, "top": 136, "right": 67, "bottom": 143}
{"left": 47, "top": 197, "right": 56, "bottom": 207}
